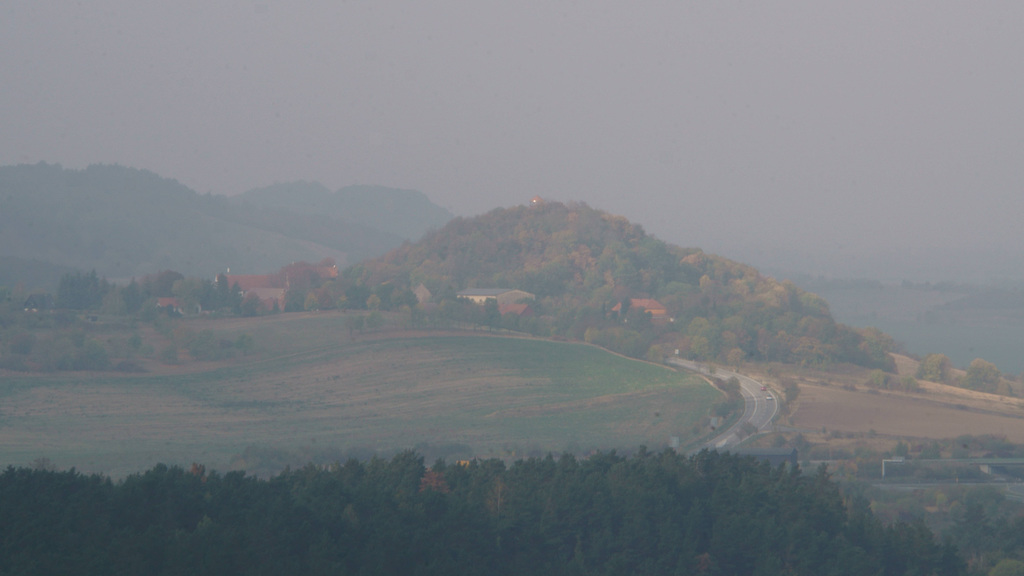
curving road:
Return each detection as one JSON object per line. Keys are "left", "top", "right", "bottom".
{"left": 667, "top": 358, "right": 778, "bottom": 452}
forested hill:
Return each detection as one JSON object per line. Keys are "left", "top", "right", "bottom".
{"left": 0, "top": 163, "right": 453, "bottom": 287}
{"left": 0, "top": 451, "right": 964, "bottom": 575}
{"left": 351, "top": 201, "right": 897, "bottom": 369}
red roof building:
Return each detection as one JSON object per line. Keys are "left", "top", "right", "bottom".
{"left": 611, "top": 298, "right": 668, "bottom": 320}
{"left": 156, "top": 297, "right": 185, "bottom": 314}
{"left": 248, "top": 287, "right": 286, "bottom": 311}
{"left": 499, "top": 302, "right": 534, "bottom": 317}
{"left": 225, "top": 274, "right": 278, "bottom": 292}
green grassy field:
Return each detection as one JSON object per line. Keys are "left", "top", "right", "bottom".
{"left": 0, "top": 316, "right": 719, "bottom": 477}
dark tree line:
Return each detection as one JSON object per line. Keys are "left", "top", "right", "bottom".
{"left": 56, "top": 269, "right": 112, "bottom": 310}
{"left": 0, "top": 450, "right": 964, "bottom": 575}
{"left": 50, "top": 269, "right": 245, "bottom": 316}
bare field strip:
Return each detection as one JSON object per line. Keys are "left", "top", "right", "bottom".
{"left": 790, "top": 383, "right": 1024, "bottom": 442}
{"left": 0, "top": 325, "right": 718, "bottom": 477}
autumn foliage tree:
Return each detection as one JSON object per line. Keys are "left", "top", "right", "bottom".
{"left": 963, "top": 358, "right": 1002, "bottom": 393}
{"left": 917, "top": 353, "right": 953, "bottom": 383}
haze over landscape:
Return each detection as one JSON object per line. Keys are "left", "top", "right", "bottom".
{"left": 8, "top": 5, "right": 1024, "bottom": 573}
{"left": 4, "top": 1, "right": 1023, "bottom": 282}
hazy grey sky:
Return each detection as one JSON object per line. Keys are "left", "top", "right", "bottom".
{"left": 3, "top": 1, "right": 1023, "bottom": 281}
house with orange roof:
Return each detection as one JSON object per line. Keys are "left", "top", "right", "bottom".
{"left": 225, "top": 274, "right": 279, "bottom": 292}
{"left": 499, "top": 302, "right": 534, "bottom": 317}
{"left": 611, "top": 298, "right": 669, "bottom": 323}
{"left": 247, "top": 287, "right": 287, "bottom": 311}
{"left": 224, "top": 274, "right": 287, "bottom": 312}
{"left": 315, "top": 263, "right": 339, "bottom": 279}
{"left": 156, "top": 297, "right": 185, "bottom": 315}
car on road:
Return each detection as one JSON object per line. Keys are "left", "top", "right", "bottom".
{"left": 766, "top": 395, "right": 773, "bottom": 401}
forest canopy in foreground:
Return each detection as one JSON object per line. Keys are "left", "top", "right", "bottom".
{"left": 0, "top": 450, "right": 963, "bottom": 575}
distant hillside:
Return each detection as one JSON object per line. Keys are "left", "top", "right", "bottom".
{"left": 352, "top": 201, "right": 897, "bottom": 370}
{"left": 0, "top": 163, "right": 453, "bottom": 287}
{"left": 0, "top": 256, "right": 78, "bottom": 293}
{"left": 793, "top": 275, "right": 1024, "bottom": 377}
{"left": 238, "top": 182, "right": 453, "bottom": 242}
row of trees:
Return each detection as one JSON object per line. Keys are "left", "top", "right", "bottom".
{"left": 0, "top": 450, "right": 966, "bottom": 575}
{"left": 0, "top": 274, "right": 260, "bottom": 371}
{"left": 53, "top": 269, "right": 244, "bottom": 317}
{"left": 917, "top": 353, "right": 1016, "bottom": 396}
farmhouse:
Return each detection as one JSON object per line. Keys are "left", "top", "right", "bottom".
{"left": 246, "top": 288, "right": 286, "bottom": 311}
{"left": 457, "top": 288, "right": 535, "bottom": 307}
{"left": 315, "top": 263, "right": 339, "bottom": 279}
{"left": 499, "top": 302, "right": 534, "bottom": 317}
{"left": 220, "top": 261, "right": 336, "bottom": 313}
{"left": 225, "top": 274, "right": 278, "bottom": 292}
{"left": 23, "top": 293, "right": 54, "bottom": 311}
{"left": 156, "top": 297, "right": 185, "bottom": 315}
{"left": 611, "top": 298, "right": 668, "bottom": 321}
{"left": 225, "top": 274, "right": 286, "bottom": 312}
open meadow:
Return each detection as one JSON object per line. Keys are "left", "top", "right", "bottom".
{"left": 0, "top": 312, "right": 719, "bottom": 477}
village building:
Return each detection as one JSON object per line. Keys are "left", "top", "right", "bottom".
{"left": 457, "top": 288, "right": 535, "bottom": 307}
{"left": 23, "top": 293, "right": 54, "bottom": 311}
{"left": 499, "top": 302, "right": 534, "bottom": 317}
{"left": 225, "top": 274, "right": 278, "bottom": 292}
{"left": 611, "top": 298, "right": 669, "bottom": 322}
{"left": 246, "top": 287, "right": 287, "bottom": 311}
{"left": 156, "top": 297, "right": 185, "bottom": 315}
{"left": 315, "top": 263, "right": 339, "bottom": 279}
{"left": 224, "top": 274, "right": 285, "bottom": 312}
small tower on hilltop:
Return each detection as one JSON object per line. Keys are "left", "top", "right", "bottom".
{"left": 529, "top": 195, "right": 544, "bottom": 207}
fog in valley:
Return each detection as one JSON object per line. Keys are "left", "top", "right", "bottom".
{"left": 7, "top": 7, "right": 1024, "bottom": 570}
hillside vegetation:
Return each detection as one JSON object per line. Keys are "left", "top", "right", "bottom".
{"left": 351, "top": 201, "right": 896, "bottom": 371}
{"left": 0, "top": 163, "right": 452, "bottom": 286}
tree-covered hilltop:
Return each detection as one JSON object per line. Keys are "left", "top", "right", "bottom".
{"left": 350, "top": 201, "right": 896, "bottom": 370}
{"left": 0, "top": 451, "right": 964, "bottom": 575}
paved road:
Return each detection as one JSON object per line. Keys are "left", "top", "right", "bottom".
{"left": 667, "top": 358, "right": 778, "bottom": 451}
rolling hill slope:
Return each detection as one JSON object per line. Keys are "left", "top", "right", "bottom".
{"left": 351, "top": 201, "right": 896, "bottom": 370}
{"left": 0, "top": 311, "right": 718, "bottom": 477}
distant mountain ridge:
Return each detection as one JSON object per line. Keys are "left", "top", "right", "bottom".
{"left": 0, "top": 163, "right": 453, "bottom": 288}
